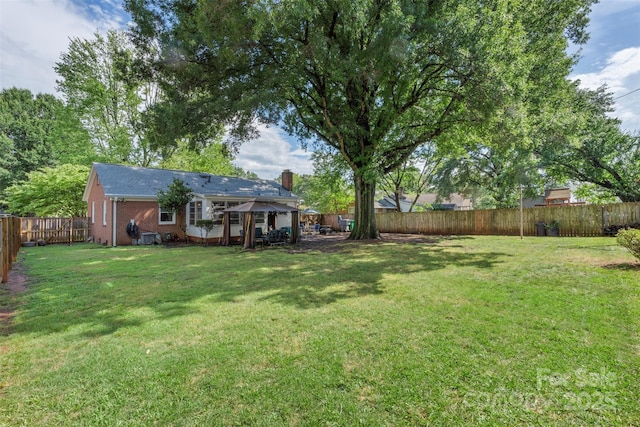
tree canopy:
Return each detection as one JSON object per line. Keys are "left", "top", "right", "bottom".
{"left": 55, "top": 30, "right": 162, "bottom": 166}
{"left": 293, "top": 150, "right": 354, "bottom": 213}
{"left": 126, "top": 0, "right": 595, "bottom": 238}
{"left": 1, "top": 164, "right": 89, "bottom": 217}
{"left": 0, "top": 88, "right": 94, "bottom": 193}
{"left": 536, "top": 85, "right": 640, "bottom": 202}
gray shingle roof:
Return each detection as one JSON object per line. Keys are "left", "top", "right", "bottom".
{"left": 90, "top": 163, "right": 295, "bottom": 200}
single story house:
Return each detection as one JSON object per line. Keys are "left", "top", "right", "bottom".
{"left": 522, "top": 188, "right": 586, "bottom": 208}
{"left": 375, "top": 195, "right": 423, "bottom": 212}
{"left": 372, "top": 192, "right": 473, "bottom": 212}
{"left": 82, "top": 163, "right": 298, "bottom": 246}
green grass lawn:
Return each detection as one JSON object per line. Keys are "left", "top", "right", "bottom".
{"left": 1, "top": 236, "right": 638, "bottom": 426}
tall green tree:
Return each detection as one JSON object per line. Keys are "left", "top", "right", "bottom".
{"left": 160, "top": 139, "right": 237, "bottom": 175}
{"left": 2, "top": 164, "right": 89, "bottom": 217}
{"left": 536, "top": 86, "right": 640, "bottom": 202}
{"left": 56, "top": 30, "right": 161, "bottom": 166}
{"left": 47, "top": 104, "right": 99, "bottom": 166}
{"left": 126, "top": 0, "right": 595, "bottom": 238}
{"left": 0, "top": 88, "right": 94, "bottom": 193}
{"left": 293, "top": 150, "right": 354, "bottom": 213}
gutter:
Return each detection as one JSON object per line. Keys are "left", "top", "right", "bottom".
{"left": 112, "top": 197, "right": 118, "bottom": 247}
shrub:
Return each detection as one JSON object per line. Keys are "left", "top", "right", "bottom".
{"left": 616, "top": 228, "right": 640, "bottom": 261}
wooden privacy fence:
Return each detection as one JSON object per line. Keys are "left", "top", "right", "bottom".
{"left": 1, "top": 217, "right": 21, "bottom": 283}
{"left": 20, "top": 217, "right": 90, "bottom": 244}
{"left": 322, "top": 202, "right": 640, "bottom": 237}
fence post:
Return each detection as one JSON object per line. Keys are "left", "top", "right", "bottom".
{"left": 1, "top": 218, "right": 4, "bottom": 283}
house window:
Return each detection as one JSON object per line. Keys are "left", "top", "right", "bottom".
{"left": 255, "top": 212, "right": 265, "bottom": 224}
{"left": 226, "top": 202, "right": 240, "bottom": 225}
{"left": 102, "top": 200, "right": 107, "bottom": 226}
{"left": 210, "top": 201, "right": 225, "bottom": 225}
{"left": 159, "top": 207, "right": 176, "bottom": 225}
{"left": 209, "top": 201, "right": 244, "bottom": 225}
{"left": 91, "top": 202, "right": 95, "bottom": 224}
{"left": 189, "top": 200, "right": 203, "bottom": 226}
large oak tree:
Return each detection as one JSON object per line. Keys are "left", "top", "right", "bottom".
{"left": 126, "top": 0, "right": 595, "bottom": 238}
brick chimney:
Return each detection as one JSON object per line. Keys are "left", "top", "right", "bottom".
{"left": 281, "top": 169, "right": 293, "bottom": 192}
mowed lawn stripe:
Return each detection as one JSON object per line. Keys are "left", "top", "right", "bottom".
{"left": 1, "top": 236, "right": 637, "bottom": 426}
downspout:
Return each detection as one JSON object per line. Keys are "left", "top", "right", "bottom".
{"left": 112, "top": 197, "right": 118, "bottom": 247}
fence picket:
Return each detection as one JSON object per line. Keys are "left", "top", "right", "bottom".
{"left": 19, "top": 217, "right": 90, "bottom": 244}
{"left": 321, "top": 202, "right": 640, "bottom": 237}
{"left": 1, "top": 217, "right": 21, "bottom": 283}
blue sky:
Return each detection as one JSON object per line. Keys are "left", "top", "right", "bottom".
{"left": 1, "top": 0, "right": 639, "bottom": 179}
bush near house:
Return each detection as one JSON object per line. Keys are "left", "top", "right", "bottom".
{"left": 616, "top": 228, "right": 640, "bottom": 261}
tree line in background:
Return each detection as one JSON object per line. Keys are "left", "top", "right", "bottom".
{"left": 1, "top": 1, "right": 639, "bottom": 227}
{"left": 0, "top": 30, "right": 255, "bottom": 217}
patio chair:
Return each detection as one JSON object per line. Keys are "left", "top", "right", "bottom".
{"left": 255, "top": 227, "right": 265, "bottom": 245}
{"left": 265, "top": 229, "right": 286, "bottom": 246}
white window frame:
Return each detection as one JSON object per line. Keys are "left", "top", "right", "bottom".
{"left": 91, "top": 201, "right": 95, "bottom": 224}
{"left": 159, "top": 207, "right": 176, "bottom": 225}
{"left": 210, "top": 201, "right": 225, "bottom": 225}
{"left": 226, "top": 201, "right": 241, "bottom": 225}
{"left": 189, "top": 200, "right": 204, "bottom": 226}
{"left": 102, "top": 200, "right": 107, "bottom": 226}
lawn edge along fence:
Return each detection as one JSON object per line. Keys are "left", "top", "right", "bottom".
{"left": 1, "top": 217, "right": 21, "bottom": 283}
{"left": 322, "top": 202, "right": 640, "bottom": 237}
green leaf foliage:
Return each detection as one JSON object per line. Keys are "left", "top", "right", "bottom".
{"left": 127, "top": 0, "right": 596, "bottom": 237}
{"left": 157, "top": 178, "right": 193, "bottom": 239}
{"left": 159, "top": 140, "right": 236, "bottom": 176}
{"left": 536, "top": 86, "right": 640, "bottom": 202}
{"left": 293, "top": 150, "right": 354, "bottom": 214}
{"left": 156, "top": 178, "right": 193, "bottom": 213}
{"left": 1, "top": 164, "right": 90, "bottom": 217}
{"left": 616, "top": 228, "right": 640, "bottom": 261}
{"left": 55, "top": 30, "right": 160, "bottom": 166}
{"left": 0, "top": 88, "right": 95, "bottom": 192}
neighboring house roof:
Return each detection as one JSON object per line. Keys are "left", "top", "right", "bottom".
{"left": 379, "top": 193, "right": 472, "bottom": 212}
{"left": 415, "top": 193, "right": 473, "bottom": 209}
{"left": 522, "top": 196, "right": 546, "bottom": 208}
{"left": 82, "top": 163, "right": 297, "bottom": 202}
{"left": 376, "top": 196, "right": 418, "bottom": 212}
{"left": 523, "top": 187, "right": 584, "bottom": 207}
{"left": 545, "top": 188, "right": 571, "bottom": 200}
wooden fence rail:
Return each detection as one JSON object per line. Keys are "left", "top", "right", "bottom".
{"left": 1, "top": 217, "right": 22, "bottom": 283}
{"left": 20, "top": 217, "right": 90, "bottom": 244}
{"left": 321, "top": 202, "right": 640, "bottom": 237}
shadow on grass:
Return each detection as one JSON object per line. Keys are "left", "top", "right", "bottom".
{"left": 11, "top": 239, "right": 507, "bottom": 337}
{"left": 601, "top": 262, "right": 640, "bottom": 271}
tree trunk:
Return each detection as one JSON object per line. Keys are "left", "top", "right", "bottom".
{"left": 349, "top": 173, "right": 380, "bottom": 240}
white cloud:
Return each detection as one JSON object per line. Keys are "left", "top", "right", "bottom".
{"left": 232, "top": 124, "right": 313, "bottom": 179}
{"left": 573, "top": 48, "right": 640, "bottom": 92}
{"left": 0, "top": 0, "right": 124, "bottom": 95}
{"left": 572, "top": 47, "right": 640, "bottom": 132}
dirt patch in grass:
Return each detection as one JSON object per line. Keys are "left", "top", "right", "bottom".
{"left": 0, "top": 262, "right": 28, "bottom": 336}
{"left": 288, "top": 232, "right": 441, "bottom": 254}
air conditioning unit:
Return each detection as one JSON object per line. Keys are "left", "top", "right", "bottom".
{"left": 139, "top": 232, "right": 156, "bottom": 245}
